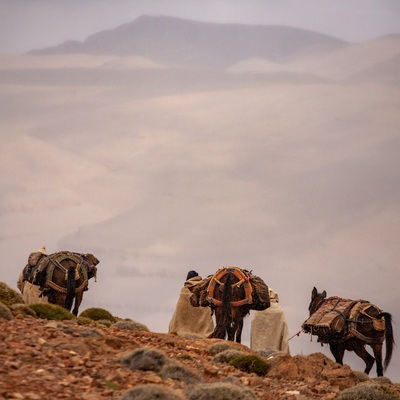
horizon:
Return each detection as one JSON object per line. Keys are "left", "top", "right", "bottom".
{"left": 0, "top": 0, "right": 400, "bottom": 54}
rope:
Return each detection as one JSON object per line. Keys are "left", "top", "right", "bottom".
{"left": 288, "top": 329, "right": 303, "bottom": 341}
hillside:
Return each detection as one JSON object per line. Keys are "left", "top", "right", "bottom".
{"left": 28, "top": 15, "right": 348, "bottom": 69}
{"left": 1, "top": 314, "right": 400, "bottom": 400}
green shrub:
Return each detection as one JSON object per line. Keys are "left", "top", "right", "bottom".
{"left": 79, "top": 307, "right": 116, "bottom": 322}
{"left": 120, "top": 347, "right": 168, "bottom": 372}
{"left": 160, "top": 361, "right": 201, "bottom": 384}
{"left": 119, "top": 384, "right": 182, "bottom": 400}
{"left": 213, "top": 349, "right": 247, "bottom": 363}
{"left": 340, "top": 384, "right": 400, "bottom": 400}
{"left": 111, "top": 320, "right": 149, "bottom": 331}
{"left": 0, "top": 282, "right": 24, "bottom": 307}
{"left": 228, "top": 354, "right": 269, "bottom": 376}
{"left": 28, "top": 303, "right": 75, "bottom": 320}
{"left": 187, "top": 382, "right": 257, "bottom": 400}
{"left": 0, "top": 302, "right": 13, "bottom": 320}
{"left": 76, "top": 316, "right": 94, "bottom": 325}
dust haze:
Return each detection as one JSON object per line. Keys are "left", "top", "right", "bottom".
{"left": 1, "top": 1, "right": 399, "bottom": 380}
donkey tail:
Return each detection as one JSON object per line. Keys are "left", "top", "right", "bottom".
{"left": 65, "top": 266, "right": 76, "bottom": 312}
{"left": 220, "top": 272, "right": 233, "bottom": 339}
{"left": 379, "top": 312, "right": 395, "bottom": 371}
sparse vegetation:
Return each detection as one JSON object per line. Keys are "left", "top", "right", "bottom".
{"left": 160, "top": 361, "right": 201, "bottom": 384}
{"left": 0, "top": 282, "right": 24, "bottom": 307}
{"left": 339, "top": 383, "right": 400, "bottom": 400}
{"left": 352, "top": 370, "right": 371, "bottom": 382}
{"left": 28, "top": 303, "right": 75, "bottom": 320}
{"left": 120, "top": 347, "right": 168, "bottom": 372}
{"left": 0, "top": 302, "right": 13, "bottom": 320}
{"left": 111, "top": 320, "right": 149, "bottom": 331}
{"left": 79, "top": 307, "right": 116, "bottom": 322}
{"left": 228, "top": 354, "right": 269, "bottom": 376}
{"left": 187, "top": 382, "right": 257, "bottom": 400}
{"left": 119, "top": 384, "right": 182, "bottom": 400}
{"left": 208, "top": 342, "right": 235, "bottom": 356}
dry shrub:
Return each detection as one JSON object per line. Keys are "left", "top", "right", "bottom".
{"left": 112, "top": 320, "right": 149, "bottom": 331}
{"left": 120, "top": 347, "right": 168, "bottom": 372}
{"left": 0, "top": 282, "right": 24, "bottom": 307}
{"left": 208, "top": 342, "right": 235, "bottom": 356}
{"left": 0, "top": 302, "right": 13, "bottom": 320}
{"left": 213, "top": 349, "right": 247, "bottom": 363}
{"left": 340, "top": 383, "right": 400, "bottom": 400}
{"left": 160, "top": 361, "right": 201, "bottom": 384}
{"left": 119, "top": 384, "right": 182, "bottom": 400}
{"left": 187, "top": 382, "right": 257, "bottom": 400}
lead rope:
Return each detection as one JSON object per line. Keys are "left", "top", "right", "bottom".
{"left": 288, "top": 329, "right": 303, "bottom": 341}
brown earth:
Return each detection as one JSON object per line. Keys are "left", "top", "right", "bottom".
{"left": 0, "top": 315, "right": 399, "bottom": 400}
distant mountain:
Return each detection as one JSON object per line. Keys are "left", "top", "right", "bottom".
{"left": 29, "top": 15, "right": 348, "bottom": 69}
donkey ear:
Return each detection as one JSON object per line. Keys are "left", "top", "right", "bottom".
{"left": 322, "top": 290, "right": 327, "bottom": 298}
{"left": 312, "top": 287, "right": 318, "bottom": 299}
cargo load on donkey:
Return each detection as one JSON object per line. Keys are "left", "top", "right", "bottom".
{"left": 188, "top": 268, "right": 270, "bottom": 311}
{"left": 302, "top": 287, "right": 394, "bottom": 377}
{"left": 302, "top": 295, "right": 386, "bottom": 343}
{"left": 20, "top": 250, "right": 99, "bottom": 316}
{"left": 187, "top": 267, "right": 270, "bottom": 342}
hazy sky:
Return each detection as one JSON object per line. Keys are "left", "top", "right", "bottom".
{"left": 1, "top": 0, "right": 400, "bottom": 54}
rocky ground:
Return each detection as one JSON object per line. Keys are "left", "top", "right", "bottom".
{"left": 1, "top": 315, "right": 399, "bottom": 400}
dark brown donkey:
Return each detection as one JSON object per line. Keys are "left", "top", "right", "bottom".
{"left": 303, "top": 287, "right": 394, "bottom": 376}
{"left": 207, "top": 267, "right": 270, "bottom": 343}
{"left": 30, "top": 251, "right": 99, "bottom": 316}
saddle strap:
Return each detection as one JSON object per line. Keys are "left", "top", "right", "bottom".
{"left": 207, "top": 267, "right": 253, "bottom": 307}
{"left": 45, "top": 252, "right": 89, "bottom": 294}
{"left": 45, "top": 279, "right": 88, "bottom": 295}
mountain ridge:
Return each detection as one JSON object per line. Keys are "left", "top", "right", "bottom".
{"left": 29, "top": 15, "right": 349, "bottom": 69}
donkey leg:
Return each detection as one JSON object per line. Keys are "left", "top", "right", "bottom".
{"left": 352, "top": 343, "right": 375, "bottom": 375}
{"left": 329, "top": 343, "right": 345, "bottom": 365}
{"left": 234, "top": 319, "right": 244, "bottom": 343}
{"left": 226, "top": 320, "right": 236, "bottom": 341}
{"left": 72, "top": 293, "right": 83, "bottom": 316}
{"left": 370, "top": 344, "right": 384, "bottom": 377}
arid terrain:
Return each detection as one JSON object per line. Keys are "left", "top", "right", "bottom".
{"left": 1, "top": 313, "right": 399, "bottom": 400}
